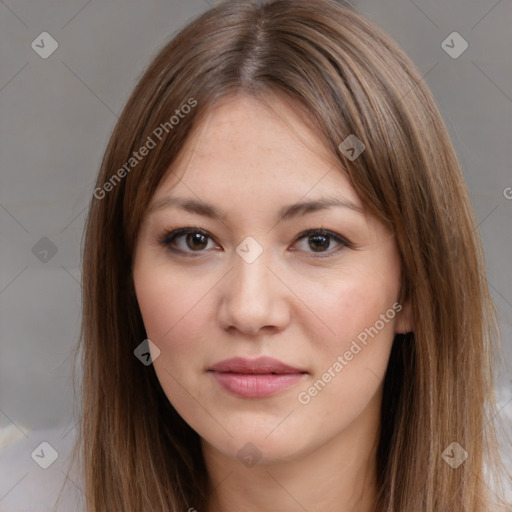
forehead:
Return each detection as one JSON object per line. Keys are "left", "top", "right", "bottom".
{"left": 152, "top": 93, "right": 360, "bottom": 208}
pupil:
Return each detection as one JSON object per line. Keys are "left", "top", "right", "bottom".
{"left": 187, "top": 233, "right": 207, "bottom": 250}
{"left": 310, "top": 235, "right": 329, "bottom": 252}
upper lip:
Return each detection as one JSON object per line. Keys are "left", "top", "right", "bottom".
{"left": 208, "top": 357, "right": 306, "bottom": 374}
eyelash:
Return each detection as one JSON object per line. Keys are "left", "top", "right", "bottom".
{"left": 157, "top": 225, "right": 353, "bottom": 259}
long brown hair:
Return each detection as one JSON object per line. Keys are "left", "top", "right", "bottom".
{"left": 59, "top": 1, "right": 510, "bottom": 510}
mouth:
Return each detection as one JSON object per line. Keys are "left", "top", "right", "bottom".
{"left": 207, "top": 357, "right": 308, "bottom": 398}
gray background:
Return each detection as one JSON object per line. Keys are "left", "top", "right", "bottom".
{"left": 1, "top": 0, "right": 511, "bottom": 510}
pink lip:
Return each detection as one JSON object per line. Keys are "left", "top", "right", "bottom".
{"left": 208, "top": 357, "right": 307, "bottom": 398}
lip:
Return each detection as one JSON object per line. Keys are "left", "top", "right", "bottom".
{"left": 208, "top": 357, "right": 307, "bottom": 398}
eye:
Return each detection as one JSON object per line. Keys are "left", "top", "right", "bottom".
{"left": 158, "top": 226, "right": 352, "bottom": 258}
{"left": 158, "top": 227, "right": 218, "bottom": 255}
{"left": 292, "top": 228, "right": 351, "bottom": 257}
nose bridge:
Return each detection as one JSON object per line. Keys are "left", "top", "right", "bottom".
{"left": 230, "top": 238, "right": 273, "bottom": 302}
{"left": 218, "top": 237, "right": 289, "bottom": 334}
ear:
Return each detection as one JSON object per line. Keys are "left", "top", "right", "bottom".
{"left": 394, "top": 300, "right": 413, "bottom": 334}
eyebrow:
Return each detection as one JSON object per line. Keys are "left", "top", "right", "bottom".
{"left": 147, "top": 195, "right": 364, "bottom": 222}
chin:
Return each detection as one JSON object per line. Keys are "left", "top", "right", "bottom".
{"left": 213, "top": 439, "right": 300, "bottom": 466}
{"left": 200, "top": 418, "right": 313, "bottom": 467}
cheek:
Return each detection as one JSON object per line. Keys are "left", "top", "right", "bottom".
{"left": 133, "top": 264, "right": 213, "bottom": 356}
{"left": 344, "top": 283, "right": 394, "bottom": 334}
{"left": 133, "top": 262, "right": 226, "bottom": 435}
{"left": 294, "top": 261, "right": 402, "bottom": 414}
{"left": 302, "top": 267, "right": 400, "bottom": 351}
{"left": 293, "top": 276, "right": 400, "bottom": 426}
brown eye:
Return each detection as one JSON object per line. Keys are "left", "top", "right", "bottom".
{"left": 293, "top": 229, "right": 351, "bottom": 258}
{"left": 308, "top": 234, "right": 331, "bottom": 252}
{"left": 185, "top": 232, "right": 209, "bottom": 250}
{"left": 159, "top": 227, "right": 351, "bottom": 258}
{"left": 159, "top": 227, "right": 215, "bottom": 254}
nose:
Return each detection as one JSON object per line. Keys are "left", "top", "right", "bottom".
{"left": 217, "top": 246, "right": 291, "bottom": 337}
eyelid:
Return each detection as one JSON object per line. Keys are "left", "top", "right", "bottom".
{"left": 295, "top": 228, "right": 353, "bottom": 249}
{"left": 291, "top": 228, "right": 353, "bottom": 258}
{"left": 158, "top": 226, "right": 353, "bottom": 257}
{"left": 158, "top": 226, "right": 216, "bottom": 250}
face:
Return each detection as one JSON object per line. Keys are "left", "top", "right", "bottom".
{"left": 133, "top": 93, "right": 411, "bottom": 466}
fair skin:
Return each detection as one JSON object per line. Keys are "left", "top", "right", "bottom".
{"left": 133, "top": 93, "right": 412, "bottom": 512}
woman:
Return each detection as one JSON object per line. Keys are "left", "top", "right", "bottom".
{"left": 64, "top": 0, "right": 510, "bottom": 510}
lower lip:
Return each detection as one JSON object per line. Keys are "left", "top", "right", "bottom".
{"left": 210, "top": 371, "right": 305, "bottom": 398}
